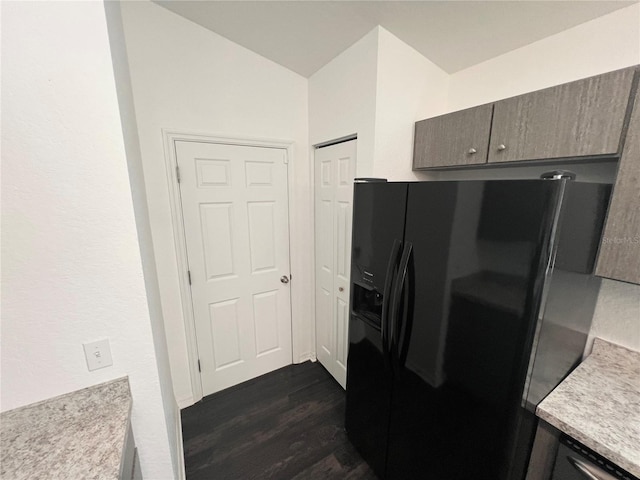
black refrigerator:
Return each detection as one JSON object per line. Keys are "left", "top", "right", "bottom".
{"left": 345, "top": 178, "right": 611, "bottom": 480}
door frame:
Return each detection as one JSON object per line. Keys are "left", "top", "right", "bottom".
{"left": 162, "top": 129, "right": 297, "bottom": 404}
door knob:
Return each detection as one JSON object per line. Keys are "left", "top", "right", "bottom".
{"left": 497, "top": 144, "right": 507, "bottom": 151}
{"left": 467, "top": 148, "right": 477, "bottom": 155}
{"left": 280, "top": 275, "right": 289, "bottom": 284}
{"left": 339, "top": 287, "right": 344, "bottom": 292}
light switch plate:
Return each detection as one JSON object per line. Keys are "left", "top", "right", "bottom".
{"left": 83, "top": 339, "right": 113, "bottom": 371}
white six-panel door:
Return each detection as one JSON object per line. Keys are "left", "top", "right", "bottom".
{"left": 176, "top": 141, "right": 292, "bottom": 397}
{"left": 314, "top": 139, "right": 356, "bottom": 388}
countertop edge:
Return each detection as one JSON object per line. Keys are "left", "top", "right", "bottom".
{"left": 536, "top": 408, "right": 637, "bottom": 476}
{"left": 1, "top": 376, "right": 133, "bottom": 480}
{"left": 536, "top": 338, "right": 640, "bottom": 477}
{"left": 1, "top": 376, "right": 131, "bottom": 415}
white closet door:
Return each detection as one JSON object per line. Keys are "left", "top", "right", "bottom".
{"left": 176, "top": 141, "right": 292, "bottom": 396}
{"left": 314, "top": 139, "right": 356, "bottom": 388}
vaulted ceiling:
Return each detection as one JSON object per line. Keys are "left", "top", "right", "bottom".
{"left": 155, "top": 1, "right": 636, "bottom": 77}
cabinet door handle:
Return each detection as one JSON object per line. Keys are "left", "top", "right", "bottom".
{"left": 467, "top": 148, "right": 477, "bottom": 155}
{"left": 566, "top": 456, "right": 617, "bottom": 480}
{"left": 497, "top": 144, "right": 507, "bottom": 151}
{"left": 338, "top": 287, "right": 344, "bottom": 292}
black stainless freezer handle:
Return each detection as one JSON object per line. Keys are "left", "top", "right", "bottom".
{"left": 381, "top": 240, "right": 402, "bottom": 352}
{"left": 389, "top": 242, "right": 412, "bottom": 352}
{"left": 397, "top": 248, "right": 413, "bottom": 368}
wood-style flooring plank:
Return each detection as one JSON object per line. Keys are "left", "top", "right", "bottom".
{"left": 181, "top": 361, "right": 377, "bottom": 480}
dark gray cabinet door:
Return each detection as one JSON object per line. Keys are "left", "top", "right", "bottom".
{"left": 596, "top": 82, "right": 640, "bottom": 285}
{"left": 413, "top": 104, "right": 493, "bottom": 168}
{"left": 488, "top": 68, "right": 635, "bottom": 163}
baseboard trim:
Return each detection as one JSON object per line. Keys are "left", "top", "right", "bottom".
{"left": 175, "top": 408, "right": 186, "bottom": 480}
{"left": 295, "top": 352, "right": 316, "bottom": 364}
{"left": 176, "top": 395, "right": 195, "bottom": 410}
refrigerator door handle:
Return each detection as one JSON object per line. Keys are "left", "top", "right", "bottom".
{"left": 389, "top": 242, "right": 413, "bottom": 353}
{"left": 566, "top": 456, "right": 617, "bottom": 480}
{"left": 397, "top": 247, "right": 414, "bottom": 368}
{"left": 382, "top": 239, "right": 402, "bottom": 353}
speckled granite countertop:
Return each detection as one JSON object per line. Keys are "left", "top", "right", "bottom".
{"left": 537, "top": 338, "right": 640, "bottom": 477}
{"left": 1, "top": 377, "right": 132, "bottom": 480}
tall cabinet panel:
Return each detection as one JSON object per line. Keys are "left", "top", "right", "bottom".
{"left": 596, "top": 84, "right": 640, "bottom": 284}
{"left": 488, "top": 68, "right": 635, "bottom": 163}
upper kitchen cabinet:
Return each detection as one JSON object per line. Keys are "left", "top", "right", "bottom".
{"left": 595, "top": 85, "right": 640, "bottom": 285}
{"left": 488, "top": 68, "right": 636, "bottom": 163}
{"left": 413, "top": 104, "right": 493, "bottom": 168}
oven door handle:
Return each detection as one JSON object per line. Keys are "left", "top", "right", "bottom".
{"left": 566, "top": 456, "right": 617, "bottom": 480}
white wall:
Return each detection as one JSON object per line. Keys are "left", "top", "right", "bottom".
{"left": 309, "top": 28, "right": 379, "bottom": 177}
{"left": 373, "top": 28, "right": 449, "bottom": 181}
{"left": 103, "top": 1, "right": 183, "bottom": 477}
{"left": 119, "top": 1, "right": 311, "bottom": 406}
{"left": 309, "top": 26, "right": 450, "bottom": 181}
{"left": 445, "top": 3, "right": 640, "bottom": 352}
{"left": 448, "top": 3, "right": 640, "bottom": 111}
{"left": 589, "top": 279, "right": 640, "bottom": 352}
{"left": 1, "top": 2, "right": 176, "bottom": 478}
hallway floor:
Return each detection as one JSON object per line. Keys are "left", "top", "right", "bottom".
{"left": 181, "top": 361, "right": 376, "bottom": 480}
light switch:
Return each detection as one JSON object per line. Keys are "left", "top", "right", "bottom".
{"left": 83, "top": 339, "right": 113, "bottom": 371}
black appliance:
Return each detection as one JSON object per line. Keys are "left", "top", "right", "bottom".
{"left": 345, "top": 178, "right": 611, "bottom": 480}
{"left": 552, "top": 435, "right": 639, "bottom": 480}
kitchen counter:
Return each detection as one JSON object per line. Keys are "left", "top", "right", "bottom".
{"left": 1, "top": 377, "right": 132, "bottom": 480}
{"left": 537, "top": 338, "right": 640, "bottom": 477}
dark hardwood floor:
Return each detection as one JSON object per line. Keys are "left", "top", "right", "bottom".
{"left": 181, "top": 361, "right": 377, "bottom": 480}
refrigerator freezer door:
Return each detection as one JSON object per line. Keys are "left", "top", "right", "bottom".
{"left": 349, "top": 182, "right": 409, "bottom": 328}
{"left": 385, "top": 180, "right": 560, "bottom": 480}
{"left": 345, "top": 182, "right": 408, "bottom": 478}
